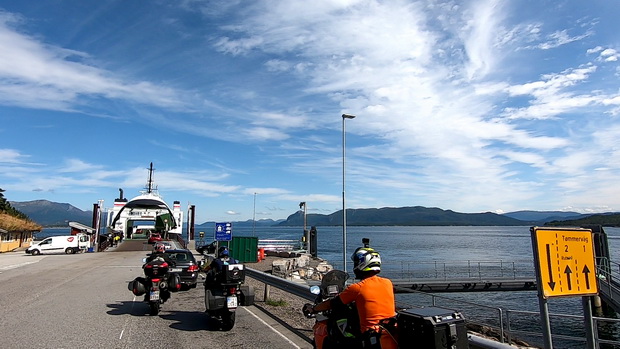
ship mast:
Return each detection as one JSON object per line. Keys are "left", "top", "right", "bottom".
{"left": 146, "top": 162, "right": 155, "bottom": 194}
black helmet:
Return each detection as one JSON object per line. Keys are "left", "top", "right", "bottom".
{"left": 218, "top": 246, "right": 229, "bottom": 258}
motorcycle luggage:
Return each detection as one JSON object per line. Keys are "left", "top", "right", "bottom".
{"left": 168, "top": 273, "right": 182, "bottom": 292}
{"left": 143, "top": 260, "right": 170, "bottom": 277}
{"left": 397, "top": 306, "right": 468, "bottom": 349}
{"left": 239, "top": 285, "right": 255, "bottom": 306}
{"left": 223, "top": 263, "right": 245, "bottom": 283}
{"left": 128, "top": 277, "right": 146, "bottom": 296}
{"left": 205, "top": 289, "right": 227, "bottom": 310}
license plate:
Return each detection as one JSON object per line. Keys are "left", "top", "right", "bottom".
{"left": 226, "top": 296, "right": 238, "bottom": 309}
{"left": 150, "top": 291, "right": 160, "bottom": 301}
{"left": 170, "top": 268, "right": 182, "bottom": 272}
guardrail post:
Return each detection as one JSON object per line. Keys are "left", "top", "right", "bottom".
{"left": 264, "top": 284, "right": 270, "bottom": 302}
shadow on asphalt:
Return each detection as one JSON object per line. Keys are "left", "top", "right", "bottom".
{"left": 106, "top": 300, "right": 149, "bottom": 317}
{"left": 159, "top": 311, "right": 223, "bottom": 331}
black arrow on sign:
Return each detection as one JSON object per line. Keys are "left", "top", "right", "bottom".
{"left": 582, "top": 265, "right": 591, "bottom": 289}
{"left": 564, "top": 265, "right": 573, "bottom": 291}
{"left": 546, "top": 244, "right": 555, "bottom": 290}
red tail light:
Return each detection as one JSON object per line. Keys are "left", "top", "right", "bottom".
{"left": 151, "top": 278, "right": 160, "bottom": 282}
{"left": 188, "top": 265, "right": 199, "bottom": 272}
{"left": 228, "top": 287, "right": 237, "bottom": 295}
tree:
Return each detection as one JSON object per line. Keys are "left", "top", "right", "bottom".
{"left": 0, "top": 188, "right": 29, "bottom": 220}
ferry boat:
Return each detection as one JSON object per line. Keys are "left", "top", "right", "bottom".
{"left": 106, "top": 163, "right": 183, "bottom": 239}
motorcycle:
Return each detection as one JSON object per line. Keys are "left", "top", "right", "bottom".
{"left": 303, "top": 270, "right": 361, "bottom": 349}
{"left": 128, "top": 258, "right": 181, "bottom": 316}
{"left": 203, "top": 262, "right": 254, "bottom": 331}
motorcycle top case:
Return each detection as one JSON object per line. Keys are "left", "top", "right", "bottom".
{"left": 223, "top": 263, "right": 245, "bottom": 284}
{"left": 397, "top": 306, "right": 468, "bottom": 349}
{"left": 143, "top": 260, "right": 170, "bottom": 278}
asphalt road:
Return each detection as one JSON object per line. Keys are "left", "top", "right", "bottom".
{"left": 0, "top": 244, "right": 311, "bottom": 349}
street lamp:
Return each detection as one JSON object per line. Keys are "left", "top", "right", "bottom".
{"left": 342, "top": 113, "right": 356, "bottom": 273}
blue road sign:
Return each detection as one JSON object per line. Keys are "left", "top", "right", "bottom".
{"left": 215, "top": 222, "right": 232, "bottom": 241}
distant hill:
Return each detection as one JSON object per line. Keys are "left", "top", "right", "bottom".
{"left": 279, "top": 206, "right": 527, "bottom": 226}
{"left": 13, "top": 200, "right": 617, "bottom": 228}
{"left": 10, "top": 200, "right": 92, "bottom": 227}
{"left": 502, "top": 210, "right": 591, "bottom": 223}
{"left": 198, "top": 219, "right": 284, "bottom": 228}
{"left": 544, "top": 213, "right": 620, "bottom": 227}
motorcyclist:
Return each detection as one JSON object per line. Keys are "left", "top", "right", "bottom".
{"left": 145, "top": 243, "right": 175, "bottom": 266}
{"left": 142, "top": 243, "right": 176, "bottom": 303}
{"left": 204, "top": 246, "right": 239, "bottom": 287}
{"left": 304, "top": 246, "right": 397, "bottom": 349}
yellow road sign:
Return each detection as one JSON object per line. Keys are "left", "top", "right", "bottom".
{"left": 532, "top": 227, "right": 598, "bottom": 298}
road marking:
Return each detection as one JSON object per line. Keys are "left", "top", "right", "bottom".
{"left": 119, "top": 294, "right": 137, "bottom": 340}
{"left": 0, "top": 260, "right": 41, "bottom": 271}
{"left": 244, "top": 307, "right": 301, "bottom": 349}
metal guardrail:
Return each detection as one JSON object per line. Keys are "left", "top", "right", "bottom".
{"left": 246, "top": 267, "right": 315, "bottom": 301}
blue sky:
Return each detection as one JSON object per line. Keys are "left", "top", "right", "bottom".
{"left": 1, "top": 0, "right": 619, "bottom": 223}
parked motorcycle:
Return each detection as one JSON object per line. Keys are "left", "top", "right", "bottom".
{"left": 128, "top": 258, "right": 181, "bottom": 315}
{"left": 203, "top": 262, "right": 254, "bottom": 330}
{"left": 303, "top": 270, "right": 361, "bottom": 348}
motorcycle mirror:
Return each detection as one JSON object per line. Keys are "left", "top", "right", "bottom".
{"left": 142, "top": 257, "right": 147, "bottom": 263}
{"left": 310, "top": 285, "right": 321, "bottom": 295}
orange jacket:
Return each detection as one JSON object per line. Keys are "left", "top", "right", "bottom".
{"left": 338, "top": 274, "right": 396, "bottom": 333}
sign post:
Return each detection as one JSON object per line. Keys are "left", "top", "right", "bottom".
{"left": 531, "top": 226, "right": 599, "bottom": 349}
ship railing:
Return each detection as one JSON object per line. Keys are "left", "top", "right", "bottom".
{"left": 258, "top": 239, "right": 302, "bottom": 251}
{"left": 391, "top": 259, "right": 535, "bottom": 281}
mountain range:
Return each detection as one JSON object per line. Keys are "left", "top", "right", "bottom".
{"left": 11, "top": 199, "right": 619, "bottom": 228}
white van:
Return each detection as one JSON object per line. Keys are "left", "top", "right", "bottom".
{"left": 27, "top": 234, "right": 90, "bottom": 255}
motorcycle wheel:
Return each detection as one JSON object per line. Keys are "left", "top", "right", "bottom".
{"left": 148, "top": 301, "right": 160, "bottom": 316}
{"left": 220, "top": 310, "right": 236, "bottom": 331}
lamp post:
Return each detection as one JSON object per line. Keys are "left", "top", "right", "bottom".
{"left": 342, "top": 113, "right": 356, "bottom": 273}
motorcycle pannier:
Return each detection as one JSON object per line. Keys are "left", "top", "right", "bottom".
{"left": 240, "top": 285, "right": 255, "bottom": 306}
{"left": 128, "top": 277, "right": 146, "bottom": 296}
{"left": 223, "top": 263, "right": 245, "bottom": 283}
{"left": 204, "top": 289, "right": 227, "bottom": 310}
{"left": 168, "top": 273, "right": 182, "bottom": 292}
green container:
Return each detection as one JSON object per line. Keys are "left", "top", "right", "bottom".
{"left": 229, "top": 236, "right": 258, "bottom": 263}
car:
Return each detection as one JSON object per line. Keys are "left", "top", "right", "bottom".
{"left": 166, "top": 249, "right": 199, "bottom": 289}
{"left": 147, "top": 232, "right": 162, "bottom": 244}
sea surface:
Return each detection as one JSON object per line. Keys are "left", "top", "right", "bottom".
{"left": 40, "top": 225, "right": 620, "bottom": 348}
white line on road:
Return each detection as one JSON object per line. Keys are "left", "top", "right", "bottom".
{"left": 0, "top": 260, "right": 41, "bottom": 271}
{"left": 244, "top": 307, "right": 302, "bottom": 349}
{"left": 119, "top": 294, "right": 137, "bottom": 340}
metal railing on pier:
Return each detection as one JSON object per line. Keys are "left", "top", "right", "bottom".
{"left": 387, "top": 259, "right": 535, "bottom": 281}
{"left": 596, "top": 257, "right": 620, "bottom": 313}
{"left": 383, "top": 259, "right": 537, "bottom": 293}
{"left": 258, "top": 239, "right": 302, "bottom": 251}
